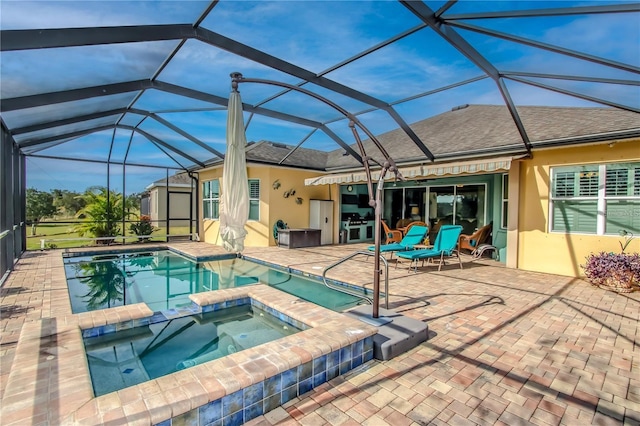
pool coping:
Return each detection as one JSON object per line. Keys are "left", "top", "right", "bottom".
{"left": 62, "top": 244, "right": 239, "bottom": 263}
{"left": 2, "top": 278, "right": 377, "bottom": 425}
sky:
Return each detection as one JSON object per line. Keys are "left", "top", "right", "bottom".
{"left": 1, "top": 0, "right": 638, "bottom": 194}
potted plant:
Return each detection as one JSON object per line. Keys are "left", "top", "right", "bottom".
{"left": 582, "top": 231, "right": 640, "bottom": 293}
{"left": 129, "top": 215, "right": 156, "bottom": 242}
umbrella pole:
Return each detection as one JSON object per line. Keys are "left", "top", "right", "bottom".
{"left": 373, "top": 167, "right": 387, "bottom": 318}
{"left": 230, "top": 72, "right": 404, "bottom": 319}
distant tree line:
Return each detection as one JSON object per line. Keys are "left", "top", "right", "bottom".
{"left": 26, "top": 187, "right": 144, "bottom": 237}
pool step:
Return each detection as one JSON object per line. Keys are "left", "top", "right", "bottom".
{"left": 344, "top": 305, "right": 429, "bottom": 361}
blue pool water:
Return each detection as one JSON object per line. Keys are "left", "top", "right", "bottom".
{"left": 63, "top": 250, "right": 367, "bottom": 313}
{"left": 84, "top": 302, "right": 302, "bottom": 396}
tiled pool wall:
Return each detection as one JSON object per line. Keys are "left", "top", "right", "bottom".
{"left": 158, "top": 335, "right": 374, "bottom": 426}
{"left": 77, "top": 286, "right": 376, "bottom": 426}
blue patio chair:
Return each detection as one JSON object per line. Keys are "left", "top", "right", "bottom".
{"left": 396, "top": 225, "right": 463, "bottom": 272}
{"left": 367, "top": 225, "right": 428, "bottom": 259}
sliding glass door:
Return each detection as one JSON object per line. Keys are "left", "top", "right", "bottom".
{"left": 382, "top": 187, "right": 427, "bottom": 229}
{"left": 382, "top": 183, "right": 486, "bottom": 241}
{"left": 427, "top": 184, "right": 486, "bottom": 241}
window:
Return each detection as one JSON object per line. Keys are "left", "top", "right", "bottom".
{"left": 550, "top": 162, "right": 640, "bottom": 235}
{"left": 604, "top": 163, "right": 640, "bottom": 234}
{"left": 202, "top": 180, "right": 220, "bottom": 220}
{"left": 248, "top": 179, "right": 260, "bottom": 221}
{"left": 501, "top": 174, "right": 508, "bottom": 229}
{"left": 203, "top": 179, "right": 259, "bottom": 221}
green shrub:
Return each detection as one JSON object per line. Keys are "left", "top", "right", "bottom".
{"left": 130, "top": 215, "right": 156, "bottom": 242}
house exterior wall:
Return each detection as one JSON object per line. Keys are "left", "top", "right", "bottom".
{"left": 517, "top": 139, "right": 640, "bottom": 277}
{"left": 148, "top": 187, "right": 164, "bottom": 224}
{"left": 199, "top": 166, "right": 326, "bottom": 247}
{"left": 148, "top": 185, "right": 195, "bottom": 229}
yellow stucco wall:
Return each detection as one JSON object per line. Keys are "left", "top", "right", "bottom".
{"left": 198, "top": 165, "right": 329, "bottom": 247}
{"left": 518, "top": 139, "right": 640, "bottom": 277}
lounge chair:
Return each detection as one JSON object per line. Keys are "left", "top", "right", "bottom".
{"left": 368, "top": 225, "right": 428, "bottom": 259}
{"left": 396, "top": 225, "right": 463, "bottom": 272}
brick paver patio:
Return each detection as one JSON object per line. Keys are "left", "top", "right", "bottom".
{"left": 1, "top": 242, "right": 638, "bottom": 425}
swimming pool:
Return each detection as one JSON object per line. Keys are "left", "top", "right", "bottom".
{"left": 63, "top": 250, "right": 368, "bottom": 314}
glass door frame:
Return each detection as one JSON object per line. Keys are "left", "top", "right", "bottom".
{"left": 426, "top": 183, "right": 488, "bottom": 238}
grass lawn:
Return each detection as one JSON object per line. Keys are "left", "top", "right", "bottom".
{"left": 26, "top": 221, "right": 195, "bottom": 250}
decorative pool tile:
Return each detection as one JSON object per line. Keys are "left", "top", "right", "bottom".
{"left": 264, "top": 374, "right": 281, "bottom": 397}
{"left": 339, "top": 344, "right": 352, "bottom": 362}
{"left": 299, "top": 377, "right": 313, "bottom": 395}
{"left": 243, "top": 383, "right": 263, "bottom": 406}
{"left": 222, "top": 390, "right": 243, "bottom": 416}
{"left": 313, "top": 371, "right": 327, "bottom": 388}
{"left": 222, "top": 411, "right": 243, "bottom": 426}
{"left": 326, "top": 350, "right": 340, "bottom": 369}
{"left": 281, "top": 385, "right": 298, "bottom": 405}
{"left": 298, "top": 361, "right": 313, "bottom": 381}
{"left": 263, "top": 393, "right": 281, "bottom": 413}
{"left": 281, "top": 368, "right": 297, "bottom": 389}
{"left": 115, "top": 319, "right": 133, "bottom": 331}
{"left": 313, "top": 354, "right": 327, "bottom": 374}
{"left": 339, "top": 360, "right": 352, "bottom": 375}
{"left": 176, "top": 337, "right": 376, "bottom": 426}
{"left": 244, "top": 401, "right": 263, "bottom": 422}
{"left": 327, "top": 365, "right": 339, "bottom": 381}
{"left": 199, "top": 399, "right": 222, "bottom": 425}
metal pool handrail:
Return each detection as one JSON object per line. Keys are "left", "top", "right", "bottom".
{"left": 322, "top": 251, "right": 389, "bottom": 309}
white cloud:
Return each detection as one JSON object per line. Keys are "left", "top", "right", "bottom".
{"left": 0, "top": 1, "right": 210, "bottom": 29}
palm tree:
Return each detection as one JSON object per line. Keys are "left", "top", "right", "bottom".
{"left": 74, "top": 187, "right": 131, "bottom": 244}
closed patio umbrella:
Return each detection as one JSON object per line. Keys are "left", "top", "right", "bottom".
{"left": 219, "top": 85, "right": 249, "bottom": 252}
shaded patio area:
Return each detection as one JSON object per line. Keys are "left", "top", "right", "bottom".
{"left": 1, "top": 242, "right": 638, "bottom": 425}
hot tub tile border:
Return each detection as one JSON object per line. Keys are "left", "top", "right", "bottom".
{"left": 166, "top": 335, "right": 375, "bottom": 426}
{"left": 148, "top": 286, "right": 376, "bottom": 425}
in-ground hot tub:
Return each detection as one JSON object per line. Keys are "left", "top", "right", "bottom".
{"left": 83, "top": 298, "right": 305, "bottom": 397}
{"left": 59, "top": 285, "right": 378, "bottom": 425}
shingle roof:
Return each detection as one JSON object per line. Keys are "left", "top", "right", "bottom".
{"left": 149, "top": 172, "right": 193, "bottom": 188}
{"left": 197, "top": 105, "right": 638, "bottom": 173}
{"left": 326, "top": 105, "right": 640, "bottom": 169}
{"left": 204, "top": 140, "right": 329, "bottom": 170}
{"left": 245, "top": 141, "right": 329, "bottom": 170}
